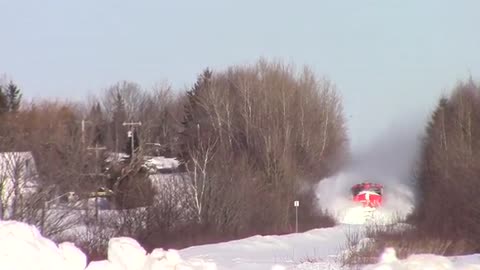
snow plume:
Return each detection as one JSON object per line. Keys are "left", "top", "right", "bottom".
{"left": 316, "top": 114, "right": 424, "bottom": 224}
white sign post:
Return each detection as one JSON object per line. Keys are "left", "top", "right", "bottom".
{"left": 294, "top": 200, "right": 299, "bottom": 233}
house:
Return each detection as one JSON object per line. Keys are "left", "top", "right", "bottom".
{"left": 0, "top": 152, "right": 39, "bottom": 219}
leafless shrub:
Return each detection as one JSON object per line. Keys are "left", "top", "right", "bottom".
{"left": 340, "top": 223, "right": 473, "bottom": 269}
{"left": 67, "top": 217, "right": 118, "bottom": 261}
{"left": 337, "top": 227, "right": 375, "bottom": 268}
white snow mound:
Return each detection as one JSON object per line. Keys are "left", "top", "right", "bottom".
{"left": 0, "top": 220, "right": 87, "bottom": 270}
{"left": 0, "top": 220, "right": 215, "bottom": 270}
{"left": 363, "top": 248, "right": 480, "bottom": 270}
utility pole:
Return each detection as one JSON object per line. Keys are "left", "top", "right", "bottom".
{"left": 122, "top": 121, "right": 142, "bottom": 161}
{"left": 81, "top": 119, "right": 92, "bottom": 147}
{"left": 87, "top": 144, "right": 107, "bottom": 220}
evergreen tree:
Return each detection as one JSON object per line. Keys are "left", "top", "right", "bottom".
{"left": 6, "top": 82, "right": 21, "bottom": 112}
{"left": 415, "top": 80, "right": 480, "bottom": 246}
{"left": 88, "top": 102, "right": 106, "bottom": 146}
{"left": 178, "top": 68, "right": 212, "bottom": 163}
{"left": 111, "top": 91, "right": 128, "bottom": 153}
{"left": 0, "top": 85, "right": 7, "bottom": 114}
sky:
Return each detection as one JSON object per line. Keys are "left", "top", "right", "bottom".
{"left": 1, "top": 0, "right": 479, "bottom": 150}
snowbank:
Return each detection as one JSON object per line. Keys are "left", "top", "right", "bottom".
{"left": 0, "top": 220, "right": 86, "bottom": 270}
{"left": 2, "top": 220, "right": 480, "bottom": 270}
{"left": 363, "top": 247, "right": 480, "bottom": 270}
{"left": 0, "top": 220, "right": 215, "bottom": 270}
{"left": 179, "top": 225, "right": 355, "bottom": 270}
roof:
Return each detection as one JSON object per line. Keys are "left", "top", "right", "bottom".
{"left": 0, "top": 151, "right": 35, "bottom": 162}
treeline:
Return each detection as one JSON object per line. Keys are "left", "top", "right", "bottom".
{"left": 413, "top": 78, "right": 480, "bottom": 252}
{"left": 0, "top": 59, "right": 348, "bottom": 254}
{"left": 0, "top": 79, "right": 182, "bottom": 208}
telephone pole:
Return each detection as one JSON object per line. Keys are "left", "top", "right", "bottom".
{"left": 122, "top": 121, "right": 142, "bottom": 161}
{"left": 81, "top": 119, "right": 92, "bottom": 147}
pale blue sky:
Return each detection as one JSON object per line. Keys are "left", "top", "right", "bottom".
{"left": 1, "top": 0, "right": 479, "bottom": 149}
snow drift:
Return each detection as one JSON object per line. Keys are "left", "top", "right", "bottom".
{"left": 364, "top": 247, "right": 480, "bottom": 270}
{"left": 0, "top": 220, "right": 215, "bottom": 270}
{"left": 316, "top": 117, "right": 422, "bottom": 225}
{"left": 1, "top": 220, "right": 480, "bottom": 269}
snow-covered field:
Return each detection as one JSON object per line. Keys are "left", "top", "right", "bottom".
{"left": 2, "top": 220, "right": 480, "bottom": 270}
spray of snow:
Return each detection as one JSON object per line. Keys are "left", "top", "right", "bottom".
{"left": 316, "top": 115, "right": 423, "bottom": 225}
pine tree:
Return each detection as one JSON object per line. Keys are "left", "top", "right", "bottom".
{"left": 0, "top": 85, "right": 7, "bottom": 114}
{"left": 178, "top": 68, "right": 212, "bottom": 164}
{"left": 111, "top": 91, "right": 127, "bottom": 153}
{"left": 88, "top": 102, "right": 106, "bottom": 146}
{"left": 6, "top": 82, "right": 22, "bottom": 112}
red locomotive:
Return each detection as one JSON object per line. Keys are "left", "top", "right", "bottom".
{"left": 351, "top": 182, "right": 383, "bottom": 208}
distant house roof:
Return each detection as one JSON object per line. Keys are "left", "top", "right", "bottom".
{"left": 143, "top": 156, "right": 180, "bottom": 173}
{"left": 105, "top": 152, "right": 130, "bottom": 163}
{"left": 0, "top": 151, "right": 35, "bottom": 161}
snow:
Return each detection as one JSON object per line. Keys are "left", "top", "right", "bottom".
{"left": 315, "top": 120, "right": 420, "bottom": 225}
{"left": 179, "top": 225, "right": 359, "bottom": 270}
{"left": 105, "top": 152, "right": 130, "bottom": 163}
{"left": 59, "top": 242, "right": 89, "bottom": 270}
{"left": 105, "top": 152, "right": 180, "bottom": 172}
{"left": 0, "top": 220, "right": 86, "bottom": 270}
{"left": 315, "top": 171, "right": 415, "bottom": 225}
{"left": 108, "top": 237, "right": 147, "bottom": 270}
{"left": 144, "top": 156, "right": 180, "bottom": 171}
{"left": 1, "top": 220, "right": 480, "bottom": 270}
{"left": 0, "top": 220, "right": 212, "bottom": 270}
{"left": 363, "top": 247, "right": 480, "bottom": 270}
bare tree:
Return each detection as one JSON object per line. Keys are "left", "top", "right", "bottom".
{"left": 178, "top": 59, "right": 348, "bottom": 234}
